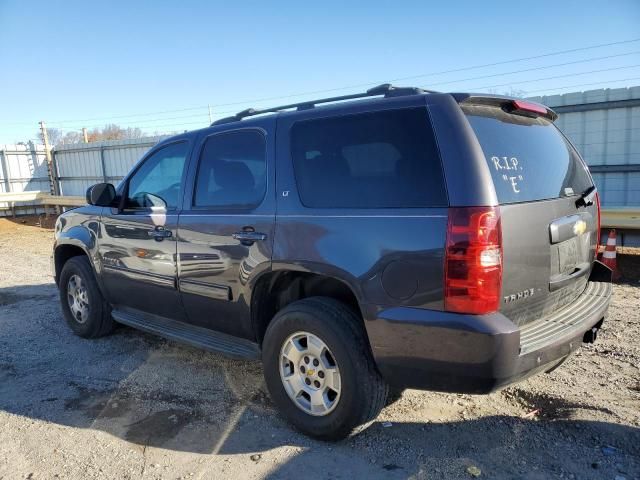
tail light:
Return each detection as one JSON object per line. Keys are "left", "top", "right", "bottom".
{"left": 595, "top": 192, "right": 602, "bottom": 246}
{"left": 445, "top": 206, "right": 503, "bottom": 314}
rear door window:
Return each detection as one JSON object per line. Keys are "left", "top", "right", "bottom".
{"left": 290, "top": 108, "right": 447, "bottom": 208}
{"left": 463, "top": 105, "right": 593, "bottom": 204}
{"left": 194, "top": 130, "right": 267, "bottom": 208}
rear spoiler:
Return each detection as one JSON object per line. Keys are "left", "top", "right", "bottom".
{"left": 451, "top": 93, "right": 558, "bottom": 122}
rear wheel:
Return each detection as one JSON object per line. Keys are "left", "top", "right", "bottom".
{"left": 59, "top": 256, "right": 114, "bottom": 338}
{"left": 262, "top": 297, "right": 388, "bottom": 440}
{"left": 386, "top": 386, "right": 405, "bottom": 406}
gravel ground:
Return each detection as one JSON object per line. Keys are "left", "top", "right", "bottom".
{"left": 0, "top": 216, "right": 638, "bottom": 480}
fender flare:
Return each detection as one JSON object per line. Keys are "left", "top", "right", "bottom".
{"left": 53, "top": 225, "right": 106, "bottom": 294}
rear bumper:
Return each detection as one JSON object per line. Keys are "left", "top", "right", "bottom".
{"left": 365, "top": 280, "right": 612, "bottom": 394}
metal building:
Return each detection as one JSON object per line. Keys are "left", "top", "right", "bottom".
{"left": 528, "top": 86, "right": 640, "bottom": 208}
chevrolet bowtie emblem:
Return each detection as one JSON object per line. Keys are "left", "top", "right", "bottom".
{"left": 573, "top": 220, "right": 587, "bottom": 236}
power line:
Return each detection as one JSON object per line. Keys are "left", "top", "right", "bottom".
{"left": 4, "top": 37, "right": 639, "bottom": 128}
{"left": 50, "top": 112, "right": 213, "bottom": 129}
{"left": 46, "top": 109, "right": 239, "bottom": 130}
{"left": 52, "top": 119, "right": 209, "bottom": 132}
{"left": 187, "top": 37, "right": 640, "bottom": 109}
{"left": 53, "top": 84, "right": 640, "bottom": 135}
{"left": 463, "top": 64, "right": 640, "bottom": 91}
{"left": 120, "top": 120, "right": 208, "bottom": 129}
{"left": 43, "top": 105, "right": 211, "bottom": 126}
{"left": 52, "top": 63, "right": 640, "bottom": 132}
{"left": 50, "top": 50, "right": 640, "bottom": 130}
{"left": 424, "top": 51, "right": 640, "bottom": 87}
{"left": 525, "top": 76, "right": 640, "bottom": 94}
{"left": 383, "top": 38, "right": 640, "bottom": 82}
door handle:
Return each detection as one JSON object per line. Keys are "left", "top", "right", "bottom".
{"left": 148, "top": 227, "right": 172, "bottom": 241}
{"left": 232, "top": 231, "right": 267, "bottom": 244}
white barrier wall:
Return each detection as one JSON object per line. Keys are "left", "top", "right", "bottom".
{"left": 54, "top": 137, "right": 166, "bottom": 196}
{"left": 0, "top": 143, "right": 49, "bottom": 216}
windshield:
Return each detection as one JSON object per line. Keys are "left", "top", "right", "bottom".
{"left": 463, "top": 105, "right": 593, "bottom": 204}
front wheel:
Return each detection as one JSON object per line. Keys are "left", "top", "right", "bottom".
{"left": 59, "top": 256, "right": 114, "bottom": 338}
{"left": 262, "top": 297, "right": 388, "bottom": 440}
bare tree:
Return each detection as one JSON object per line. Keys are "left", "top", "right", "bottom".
{"left": 61, "top": 131, "right": 83, "bottom": 144}
{"left": 86, "top": 124, "right": 143, "bottom": 142}
{"left": 36, "top": 124, "right": 145, "bottom": 145}
{"left": 36, "top": 127, "right": 64, "bottom": 146}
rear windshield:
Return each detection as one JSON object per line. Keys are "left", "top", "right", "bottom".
{"left": 290, "top": 107, "right": 447, "bottom": 208}
{"left": 463, "top": 105, "right": 593, "bottom": 204}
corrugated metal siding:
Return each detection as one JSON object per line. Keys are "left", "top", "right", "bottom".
{"left": 0, "top": 143, "right": 48, "bottom": 216}
{"left": 55, "top": 148, "right": 102, "bottom": 196}
{"left": 528, "top": 87, "right": 640, "bottom": 207}
{"left": 591, "top": 171, "right": 640, "bottom": 206}
{"left": 54, "top": 137, "right": 165, "bottom": 196}
{"left": 103, "top": 141, "right": 161, "bottom": 179}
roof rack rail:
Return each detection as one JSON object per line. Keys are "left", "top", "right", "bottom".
{"left": 211, "top": 83, "right": 437, "bottom": 126}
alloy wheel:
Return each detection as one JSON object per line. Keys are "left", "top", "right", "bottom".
{"left": 67, "top": 274, "right": 90, "bottom": 324}
{"left": 279, "top": 331, "right": 341, "bottom": 416}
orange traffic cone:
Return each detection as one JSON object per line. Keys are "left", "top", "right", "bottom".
{"left": 601, "top": 229, "right": 621, "bottom": 280}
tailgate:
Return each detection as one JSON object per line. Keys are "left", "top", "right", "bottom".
{"left": 500, "top": 197, "right": 598, "bottom": 326}
{"left": 462, "top": 101, "right": 598, "bottom": 327}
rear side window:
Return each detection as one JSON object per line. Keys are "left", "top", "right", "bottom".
{"left": 290, "top": 108, "right": 447, "bottom": 208}
{"left": 463, "top": 105, "right": 593, "bottom": 204}
{"left": 194, "top": 130, "right": 266, "bottom": 208}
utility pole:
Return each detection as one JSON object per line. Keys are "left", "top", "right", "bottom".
{"left": 39, "top": 121, "right": 60, "bottom": 214}
{"left": 82, "top": 127, "right": 88, "bottom": 143}
{"left": 208, "top": 104, "right": 213, "bottom": 124}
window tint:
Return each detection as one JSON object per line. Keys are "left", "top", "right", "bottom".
{"left": 463, "top": 105, "right": 593, "bottom": 204}
{"left": 126, "top": 142, "right": 188, "bottom": 209}
{"left": 194, "top": 131, "right": 267, "bottom": 208}
{"left": 290, "top": 108, "right": 447, "bottom": 208}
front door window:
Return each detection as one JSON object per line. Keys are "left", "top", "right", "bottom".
{"left": 126, "top": 142, "right": 189, "bottom": 210}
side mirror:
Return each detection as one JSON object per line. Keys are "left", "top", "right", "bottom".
{"left": 86, "top": 183, "right": 116, "bottom": 206}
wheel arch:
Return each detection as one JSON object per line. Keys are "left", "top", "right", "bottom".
{"left": 53, "top": 241, "right": 92, "bottom": 285}
{"left": 250, "top": 264, "right": 366, "bottom": 346}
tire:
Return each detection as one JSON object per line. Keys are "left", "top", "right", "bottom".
{"left": 59, "top": 256, "right": 114, "bottom": 338}
{"left": 262, "top": 296, "right": 388, "bottom": 440}
{"left": 385, "top": 386, "right": 405, "bottom": 406}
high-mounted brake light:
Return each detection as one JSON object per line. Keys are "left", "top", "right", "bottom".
{"left": 511, "top": 100, "right": 548, "bottom": 116}
{"left": 445, "top": 206, "right": 503, "bottom": 315}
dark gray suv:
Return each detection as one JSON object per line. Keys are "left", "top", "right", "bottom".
{"left": 52, "top": 84, "right": 612, "bottom": 439}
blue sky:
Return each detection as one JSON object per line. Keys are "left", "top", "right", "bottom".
{"left": 1, "top": 0, "right": 639, "bottom": 144}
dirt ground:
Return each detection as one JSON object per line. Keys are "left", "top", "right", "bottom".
{"left": 0, "top": 215, "right": 638, "bottom": 480}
